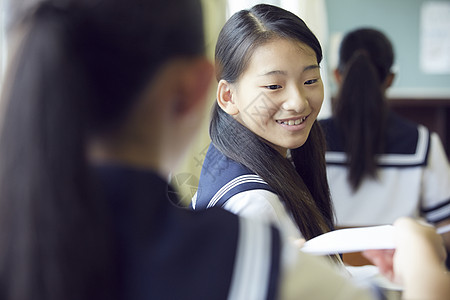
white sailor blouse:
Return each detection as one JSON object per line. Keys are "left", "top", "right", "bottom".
{"left": 320, "top": 112, "right": 450, "bottom": 227}
{"left": 192, "top": 143, "right": 303, "bottom": 240}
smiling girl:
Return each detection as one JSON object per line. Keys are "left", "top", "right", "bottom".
{"left": 192, "top": 4, "right": 333, "bottom": 245}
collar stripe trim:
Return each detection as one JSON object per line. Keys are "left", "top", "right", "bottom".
{"left": 326, "top": 125, "right": 429, "bottom": 166}
{"left": 228, "top": 217, "right": 272, "bottom": 299}
{"left": 206, "top": 175, "right": 268, "bottom": 209}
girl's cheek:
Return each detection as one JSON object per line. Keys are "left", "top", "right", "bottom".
{"left": 310, "top": 91, "right": 325, "bottom": 107}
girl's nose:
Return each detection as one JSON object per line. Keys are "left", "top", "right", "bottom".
{"left": 281, "top": 85, "right": 309, "bottom": 113}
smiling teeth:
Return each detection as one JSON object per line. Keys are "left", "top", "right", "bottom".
{"left": 277, "top": 116, "right": 307, "bottom": 126}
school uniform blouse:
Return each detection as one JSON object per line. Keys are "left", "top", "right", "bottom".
{"left": 320, "top": 112, "right": 450, "bottom": 227}
{"left": 192, "top": 143, "right": 302, "bottom": 241}
{"left": 95, "top": 163, "right": 380, "bottom": 300}
{"left": 193, "top": 144, "right": 353, "bottom": 270}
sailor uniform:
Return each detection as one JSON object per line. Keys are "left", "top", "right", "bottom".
{"left": 192, "top": 143, "right": 275, "bottom": 210}
{"left": 95, "top": 164, "right": 281, "bottom": 300}
{"left": 320, "top": 113, "right": 450, "bottom": 226}
{"left": 192, "top": 144, "right": 303, "bottom": 240}
{"left": 95, "top": 163, "right": 382, "bottom": 300}
{"left": 194, "top": 144, "right": 398, "bottom": 289}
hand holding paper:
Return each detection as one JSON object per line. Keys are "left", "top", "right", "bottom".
{"left": 301, "top": 223, "right": 450, "bottom": 256}
{"left": 301, "top": 225, "right": 395, "bottom": 255}
{"left": 300, "top": 220, "right": 450, "bottom": 298}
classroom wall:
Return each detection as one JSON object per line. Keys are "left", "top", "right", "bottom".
{"left": 325, "top": 0, "right": 450, "bottom": 98}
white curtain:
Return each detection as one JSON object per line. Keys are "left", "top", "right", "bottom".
{"left": 0, "top": 0, "right": 39, "bottom": 93}
{"left": 0, "top": 0, "right": 8, "bottom": 91}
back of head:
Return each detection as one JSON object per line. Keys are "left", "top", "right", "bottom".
{"left": 210, "top": 4, "right": 334, "bottom": 241}
{"left": 333, "top": 28, "right": 394, "bottom": 191}
{"left": 338, "top": 28, "right": 393, "bottom": 81}
{"left": 0, "top": 0, "right": 204, "bottom": 299}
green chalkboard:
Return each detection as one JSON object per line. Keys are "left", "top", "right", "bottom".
{"left": 325, "top": 0, "right": 450, "bottom": 98}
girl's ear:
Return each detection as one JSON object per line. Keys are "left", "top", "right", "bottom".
{"left": 384, "top": 72, "right": 395, "bottom": 89}
{"left": 175, "top": 58, "right": 213, "bottom": 115}
{"left": 217, "top": 79, "right": 239, "bottom": 115}
{"left": 333, "top": 68, "right": 342, "bottom": 85}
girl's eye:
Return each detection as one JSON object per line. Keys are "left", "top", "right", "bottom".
{"left": 304, "top": 79, "right": 318, "bottom": 85}
{"left": 265, "top": 84, "right": 282, "bottom": 90}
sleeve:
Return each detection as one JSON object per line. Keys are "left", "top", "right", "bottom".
{"left": 223, "top": 190, "right": 281, "bottom": 225}
{"left": 421, "top": 132, "right": 450, "bottom": 224}
{"left": 230, "top": 215, "right": 381, "bottom": 300}
{"left": 223, "top": 189, "right": 303, "bottom": 240}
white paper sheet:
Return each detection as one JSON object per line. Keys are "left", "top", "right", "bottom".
{"left": 301, "top": 225, "right": 395, "bottom": 255}
{"left": 420, "top": 1, "right": 450, "bottom": 74}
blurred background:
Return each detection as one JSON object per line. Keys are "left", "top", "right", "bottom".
{"left": 0, "top": 0, "right": 449, "bottom": 202}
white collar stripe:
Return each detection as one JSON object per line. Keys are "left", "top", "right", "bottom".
{"left": 228, "top": 217, "right": 272, "bottom": 300}
{"left": 424, "top": 203, "right": 450, "bottom": 223}
{"left": 207, "top": 175, "right": 267, "bottom": 208}
{"left": 326, "top": 125, "right": 429, "bottom": 166}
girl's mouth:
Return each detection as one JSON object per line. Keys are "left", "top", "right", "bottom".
{"left": 276, "top": 116, "right": 307, "bottom": 126}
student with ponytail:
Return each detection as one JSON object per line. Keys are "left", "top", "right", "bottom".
{"left": 0, "top": 0, "right": 251, "bottom": 299}
{"left": 320, "top": 28, "right": 450, "bottom": 265}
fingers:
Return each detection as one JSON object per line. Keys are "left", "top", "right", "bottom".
{"left": 394, "top": 217, "right": 446, "bottom": 262}
{"left": 362, "top": 249, "right": 395, "bottom": 282}
{"left": 293, "top": 238, "right": 306, "bottom": 248}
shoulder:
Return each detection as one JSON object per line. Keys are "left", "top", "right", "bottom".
{"left": 426, "top": 131, "right": 449, "bottom": 168}
{"left": 223, "top": 189, "right": 281, "bottom": 222}
{"left": 224, "top": 190, "right": 303, "bottom": 240}
{"left": 381, "top": 114, "right": 431, "bottom": 166}
{"left": 135, "top": 205, "right": 282, "bottom": 299}
{"left": 194, "top": 143, "right": 275, "bottom": 210}
{"left": 384, "top": 112, "right": 427, "bottom": 155}
{"left": 318, "top": 118, "right": 344, "bottom": 151}
{"left": 228, "top": 216, "right": 282, "bottom": 300}
{"left": 181, "top": 207, "right": 283, "bottom": 299}
{"left": 429, "top": 131, "right": 448, "bottom": 160}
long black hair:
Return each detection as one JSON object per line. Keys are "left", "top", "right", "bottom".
{"left": 333, "top": 28, "right": 394, "bottom": 191}
{"left": 211, "top": 4, "right": 333, "bottom": 240}
{"left": 0, "top": 0, "right": 204, "bottom": 299}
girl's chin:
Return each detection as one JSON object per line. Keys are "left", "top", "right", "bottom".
{"left": 265, "top": 141, "right": 307, "bottom": 157}
{"left": 286, "top": 140, "right": 307, "bottom": 150}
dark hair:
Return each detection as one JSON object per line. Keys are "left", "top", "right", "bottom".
{"left": 0, "top": 0, "right": 204, "bottom": 299}
{"left": 211, "top": 4, "right": 333, "bottom": 241}
{"left": 334, "top": 28, "right": 394, "bottom": 191}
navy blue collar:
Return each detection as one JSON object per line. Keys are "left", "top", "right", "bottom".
{"left": 193, "top": 144, "right": 275, "bottom": 210}
{"left": 319, "top": 112, "right": 431, "bottom": 167}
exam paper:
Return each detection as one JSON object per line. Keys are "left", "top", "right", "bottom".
{"left": 301, "top": 225, "right": 395, "bottom": 255}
